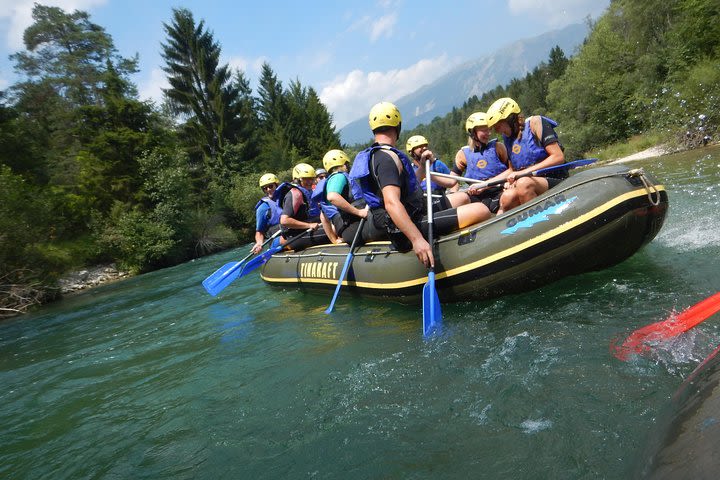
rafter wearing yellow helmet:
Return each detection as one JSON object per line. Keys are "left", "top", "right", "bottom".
{"left": 313, "top": 149, "right": 368, "bottom": 245}
{"left": 346, "top": 102, "right": 493, "bottom": 268}
{"left": 252, "top": 172, "right": 282, "bottom": 254}
{"left": 276, "top": 162, "right": 331, "bottom": 251}
{"left": 452, "top": 111, "right": 511, "bottom": 213}
{"left": 484, "top": 97, "right": 567, "bottom": 215}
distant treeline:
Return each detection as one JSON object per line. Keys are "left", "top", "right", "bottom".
{"left": 2, "top": 0, "right": 719, "bottom": 315}
{"left": 398, "top": 0, "right": 719, "bottom": 163}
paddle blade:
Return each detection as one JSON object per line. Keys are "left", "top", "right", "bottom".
{"left": 612, "top": 292, "right": 720, "bottom": 361}
{"left": 202, "top": 261, "right": 244, "bottom": 297}
{"left": 423, "top": 271, "right": 443, "bottom": 337}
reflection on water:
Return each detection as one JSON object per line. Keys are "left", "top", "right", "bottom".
{"left": 1, "top": 145, "right": 720, "bottom": 479}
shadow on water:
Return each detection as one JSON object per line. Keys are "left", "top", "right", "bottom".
{"left": 1, "top": 146, "right": 720, "bottom": 479}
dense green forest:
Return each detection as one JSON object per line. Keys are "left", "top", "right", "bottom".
{"left": 2, "top": 0, "right": 719, "bottom": 316}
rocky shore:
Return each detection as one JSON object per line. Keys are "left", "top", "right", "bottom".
{"left": 58, "top": 264, "right": 131, "bottom": 295}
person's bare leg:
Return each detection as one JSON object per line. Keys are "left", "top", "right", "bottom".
{"left": 457, "top": 202, "right": 491, "bottom": 228}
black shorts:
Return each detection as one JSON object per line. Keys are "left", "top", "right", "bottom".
{"left": 331, "top": 214, "right": 363, "bottom": 244}
{"left": 469, "top": 186, "right": 503, "bottom": 214}
{"left": 546, "top": 177, "right": 564, "bottom": 188}
{"left": 361, "top": 203, "right": 460, "bottom": 251}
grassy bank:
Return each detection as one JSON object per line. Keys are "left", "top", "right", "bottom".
{"left": 586, "top": 131, "right": 669, "bottom": 163}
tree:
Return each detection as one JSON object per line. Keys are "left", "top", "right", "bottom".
{"left": 10, "top": 4, "right": 137, "bottom": 108}
{"left": 161, "top": 8, "right": 246, "bottom": 174}
{"left": 73, "top": 62, "right": 170, "bottom": 211}
{"left": 256, "top": 62, "right": 287, "bottom": 130}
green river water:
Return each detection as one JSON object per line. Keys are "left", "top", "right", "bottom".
{"left": 2, "top": 146, "right": 720, "bottom": 479}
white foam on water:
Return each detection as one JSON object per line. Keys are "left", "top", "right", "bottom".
{"left": 520, "top": 418, "right": 553, "bottom": 434}
{"left": 657, "top": 221, "right": 720, "bottom": 251}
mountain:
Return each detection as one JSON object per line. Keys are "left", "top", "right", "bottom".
{"left": 339, "top": 22, "right": 589, "bottom": 145}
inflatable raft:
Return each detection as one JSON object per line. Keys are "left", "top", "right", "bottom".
{"left": 260, "top": 165, "right": 668, "bottom": 303}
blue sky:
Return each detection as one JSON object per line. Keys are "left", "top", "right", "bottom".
{"left": 0, "top": 0, "right": 610, "bottom": 128}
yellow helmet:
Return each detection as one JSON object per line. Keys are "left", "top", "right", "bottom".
{"left": 292, "top": 163, "right": 316, "bottom": 179}
{"left": 406, "top": 135, "right": 429, "bottom": 154}
{"left": 322, "top": 149, "right": 350, "bottom": 171}
{"left": 486, "top": 97, "right": 521, "bottom": 127}
{"left": 258, "top": 173, "right": 279, "bottom": 188}
{"left": 368, "top": 101, "right": 402, "bottom": 132}
{"left": 465, "top": 112, "right": 488, "bottom": 134}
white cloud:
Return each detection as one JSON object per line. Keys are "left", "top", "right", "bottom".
{"left": 507, "top": 0, "right": 608, "bottom": 27}
{"left": 0, "top": 74, "right": 8, "bottom": 90}
{"left": 0, "top": 0, "right": 107, "bottom": 51}
{"left": 346, "top": 12, "right": 397, "bottom": 43}
{"left": 138, "top": 67, "right": 168, "bottom": 104}
{"left": 369, "top": 13, "right": 397, "bottom": 42}
{"left": 226, "top": 55, "right": 268, "bottom": 75}
{"left": 319, "top": 54, "right": 458, "bottom": 129}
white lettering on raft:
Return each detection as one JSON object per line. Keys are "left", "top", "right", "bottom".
{"left": 300, "top": 261, "right": 339, "bottom": 279}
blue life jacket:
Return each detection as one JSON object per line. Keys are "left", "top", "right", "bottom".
{"left": 273, "top": 181, "right": 320, "bottom": 221}
{"left": 311, "top": 171, "right": 363, "bottom": 220}
{"left": 503, "top": 117, "right": 565, "bottom": 176}
{"left": 414, "top": 158, "right": 450, "bottom": 192}
{"left": 254, "top": 196, "right": 282, "bottom": 233}
{"left": 461, "top": 139, "right": 507, "bottom": 180}
{"left": 349, "top": 144, "right": 418, "bottom": 209}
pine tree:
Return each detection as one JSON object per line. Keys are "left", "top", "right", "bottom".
{"left": 161, "top": 8, "right": 244, "bottom": 172}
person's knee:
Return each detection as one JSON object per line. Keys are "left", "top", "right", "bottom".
{"left": 500, "top": 189, "right": 519, "bottom": 212}
{"left": 457, "top": 202, "right": 491, "bottom": 228}
{"left": 447, "top": 192, "right": 470, "bottom": 208}
{"left": 513, "top": 178, "right": 539, "bottom": 203}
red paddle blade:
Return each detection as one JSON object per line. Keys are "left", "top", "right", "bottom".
{"left": 612, "top": 292, "right": 720, "bottom": 361}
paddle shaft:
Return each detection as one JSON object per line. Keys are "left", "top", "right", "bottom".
{"left": 430, "top": 158, "right": 598, "bottom": 187}
{"left": 325, "top": 216, "right": 367, "bottom": 314}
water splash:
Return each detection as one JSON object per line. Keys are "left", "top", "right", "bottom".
{"left": 520, "top": 418, "right": 553, "bottom": 434}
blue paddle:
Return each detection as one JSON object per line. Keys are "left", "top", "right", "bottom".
{"left": 430, "top": 158, "right": 598, "bottom": 187}
{"left": 325, "top": 216, "right": 367, "bottom": 314}
{"left": 202, "top": 230, "right": 281, "bottom": 297}
{"left": 422, "top": 157, "right": 443, "bottom": 336}
{"left": 235, "top": 226, "right": 317, "bottom": 279}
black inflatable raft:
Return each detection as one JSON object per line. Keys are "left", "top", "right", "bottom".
{"left": 260, "top": 165, "right": 668, "bottom": 303}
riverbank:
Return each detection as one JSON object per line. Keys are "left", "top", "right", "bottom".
{"left": 608, "top": 145, "right": 672, "bottom": 164}
{"left": 58, "top": 263, "right": 131, "bottom": 295}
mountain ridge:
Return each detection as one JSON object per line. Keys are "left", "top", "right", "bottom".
{"left": 340, "top": 22, "right": 589, "bottom": 145}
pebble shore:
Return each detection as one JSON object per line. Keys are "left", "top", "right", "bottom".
{"left": 58, "top": 264, "right": 130, "bottom": 295}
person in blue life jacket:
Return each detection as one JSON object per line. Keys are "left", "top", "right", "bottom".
{"left": 251, "top": 173, "right": 283, "bottom": 254}
{"left": 349, "top": 101, "right": 492, "bottom": 268}
{"left": 485, "top": 97, "right": 566, "bottom": 213}
{"left": 276, "top": 162, "right": 330, "bottom": 251}
{"left": 405, "top": 135, "right": 451, "bottom": 196}
{"left": 406, "top": 134, "right": 473, "bottom": 209}
{"left": 312, "top": 149, "right": 368, "bottom": 245}
{"left": 453, "top": 112, "right": 512, "bottom": 215}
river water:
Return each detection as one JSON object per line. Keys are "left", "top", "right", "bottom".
{"left": 2, "top": 146, "right": 720, "bottom": 479}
